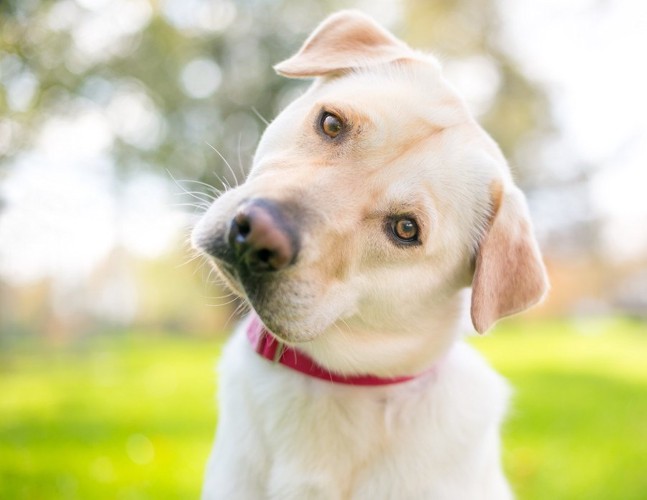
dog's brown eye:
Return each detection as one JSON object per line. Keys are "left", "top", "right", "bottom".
{"left": 321, "top": 113, "right": 343, "bottom": 138}
{"left": 393, "top": 218, "right": 418, "bottom": 241}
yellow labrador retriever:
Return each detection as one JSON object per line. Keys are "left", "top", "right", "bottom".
{"left": 193, "top": 10, "right": 548, "bottom": 499}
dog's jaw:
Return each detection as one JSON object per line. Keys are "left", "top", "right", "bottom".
{"left": 295, "top": 289, "right": 468, "bottom": 378}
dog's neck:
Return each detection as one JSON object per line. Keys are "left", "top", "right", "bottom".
{"left": 289, "top": 293, "right": 466, "bottom": 379}
{"left": 247, "top": 314, "right": 429, "bottom": 385}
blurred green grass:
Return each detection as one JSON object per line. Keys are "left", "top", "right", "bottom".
{"left": 471, "top": 317, "right": 647, "bottom": 500}
{"left": 1, "top": 318, "right": 646, "bottom": 499}
{"left": 0, "top": 334, "right": 221, "bottom": 499}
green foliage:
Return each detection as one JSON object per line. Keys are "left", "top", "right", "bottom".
{"left": 2, "top": 319, "right": 645, "bottom": 498}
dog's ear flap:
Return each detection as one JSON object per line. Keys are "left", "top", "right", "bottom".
{"left": 274, "top": 10, "right": 412, "bottom": 78}
{"left": 470, "top": 182, "right": 549, "bottom": 334}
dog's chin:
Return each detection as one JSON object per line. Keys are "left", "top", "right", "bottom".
{"left": 249, "top": 296, "right": 331, "bottom": 345}
{"left": 252, "top": 311, "right": 324, "bottom": 345}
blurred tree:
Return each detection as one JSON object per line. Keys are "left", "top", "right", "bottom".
{"left": 1, "top": 0, "right": 325, "bottom": 186}
{"left": 403, "top": 0, "right": 553, "bottom": 185}
{"left": 1, "top": 0, "right": 552, "bottom": 186}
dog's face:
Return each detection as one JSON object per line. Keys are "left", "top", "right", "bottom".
{"left": 192, "top": 11, "right": 548, "bottom": 346}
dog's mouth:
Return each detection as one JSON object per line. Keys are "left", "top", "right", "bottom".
{"left": 251, "top": 314, "right": 300, "bottom": 345}
{"left": 206, "top": 255, "right": 312, "bottom": 343}
{"left": 240, "top": 277, "right": 309, "bottom": 343}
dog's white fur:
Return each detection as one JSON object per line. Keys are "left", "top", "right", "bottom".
{"left": 193, "top": 11, "right": 548, "bottom": 499}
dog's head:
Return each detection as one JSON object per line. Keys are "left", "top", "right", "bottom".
{"left": 193, "top": 11, "right": 548, "bottom": 354}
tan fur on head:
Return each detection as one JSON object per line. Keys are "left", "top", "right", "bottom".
{"left": 274, "top": 10, "right": 413, "bottom": 78}
{"left": 470, "top": 182, "right": 549, "bottom": 334}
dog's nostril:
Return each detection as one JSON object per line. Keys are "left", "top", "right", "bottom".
{"left": 238, "top": 219, "right": 251, "bottom": 237}
{"left": 228, "top": 201, "right": 297, "bottom": 272}
{"left": 256, "top": 248, "right": 273, "bottom": 263}
{"left": 233, "top": 213, "right": 251, "bottom": 237}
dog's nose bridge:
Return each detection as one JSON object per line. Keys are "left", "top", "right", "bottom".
{"left": 229, "top": 199, "right": 298, "bottom": 272}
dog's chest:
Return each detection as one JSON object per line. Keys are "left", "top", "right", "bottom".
{"left": 223, "top": 334, "right": 509, "bottom": 498}
{"left": 254, "top": 377, "right": 443, "bottom": 497}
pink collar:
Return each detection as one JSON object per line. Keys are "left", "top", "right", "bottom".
{"left": 246, "top": 314, "right": 423, "bottom": 386}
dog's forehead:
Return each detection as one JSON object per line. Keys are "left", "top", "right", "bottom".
{"left": 318, "top": 64, "right": 467, "bottom": 124}
{"left": 322, "top": 65, "right": 467, "bottom": 127}
{"left": 256, "top": 61, "right": 471, "bottom": 160}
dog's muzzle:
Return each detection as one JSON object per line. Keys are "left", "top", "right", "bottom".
{"left": 224, "top": 199, "right": 299, "bottom": 273}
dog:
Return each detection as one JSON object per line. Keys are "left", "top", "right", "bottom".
{"left": 192, "top": 10, "right": 548, "bottom": 499}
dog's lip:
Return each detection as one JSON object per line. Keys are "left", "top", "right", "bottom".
{"left": 213, "top": 269, "right": 295, "bottom": 339}
{"left": 217, "top": 260, "right": 236, "bottom": 277}
{"left": 252, "top": 314, "right": 292, "bottom": 344}
{"left": 251, "top": 310, "right": 322, "bottom": 345}
{"left": 208, "top": 258, "right": 330, "bottom": 346}
{"left": 260, "top": 328, "right": 315, "bottom": 346}
{"left": 208, "top": 259, "right": 247, "bottom": 297}
{"left": 208, "top": 255, "right": 320, "bottom": 343}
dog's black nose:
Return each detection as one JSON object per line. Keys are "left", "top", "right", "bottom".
{"left": 229, "top": 200, "right": 297, "bottom": 272}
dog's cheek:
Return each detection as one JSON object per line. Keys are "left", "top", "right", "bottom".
{"left": 312, "top": 229, "right": 359, "bottom": 283}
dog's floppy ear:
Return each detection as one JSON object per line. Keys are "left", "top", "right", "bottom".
{"left": 274, "top": 10, "right": 412, "bottom": 78}
{"left": 470, "top": 182, "right": 549, "bottom": 334}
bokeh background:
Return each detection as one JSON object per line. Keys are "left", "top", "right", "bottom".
{"left": 1, "top": 0, "right": 646, "bottom": 498}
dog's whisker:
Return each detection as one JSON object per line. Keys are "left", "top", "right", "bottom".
{"left": 173, "top": 191, "right": 215, "bottom": 204}
{"left": 192, "top": 258, "right": 212, "bottom": 278}
{"left": 236, "top": 133, "right": 248, "bottom": 180}
{"left": 251, "top": 106, "right": 270, "bottom": 127}
{"left": 177, "top": 191, "right": 212, "bottom": 205}
{"left": 176, "top": 251, "right": 204, "bottom": 269}
{"left": 173, "top": 202, "right": 211, "bottom": 212}
{"left": 166, "top": 170, "right": 217, "bottom": 209}
{"left": 174, "top": 199, "right": 212, "bottom": 207}
{"left": 171, "top": 178, "right": 222, "bottom": 195}
{"left": 205, "top": 290, "right": 236, "bottom": 301}
{"left": 206, "top": 266, "right": 218, "bottom": 285}
{"left": 224, "top": 300, "right": 250, "bottom": 328}
{"left": 173, "top": 200, "right": 212, "bottom": 211}
{"left": 206, "top": 296, "right": 241, "bottom": 308}
{"left": 206, "top": 141, "right": 241, "bottom": 188}
{"left": 212, "top": 170, "right": 233, "bottom": 192}
{"left": 176, "top": 178, "right": 223, "bottom": 197}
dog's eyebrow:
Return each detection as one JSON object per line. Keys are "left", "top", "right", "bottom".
{"left": 315, "top": 102, "right": 373, "bottom": 128}
{"left": 363, "top": 201, "right": 429, "bottom": 226}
